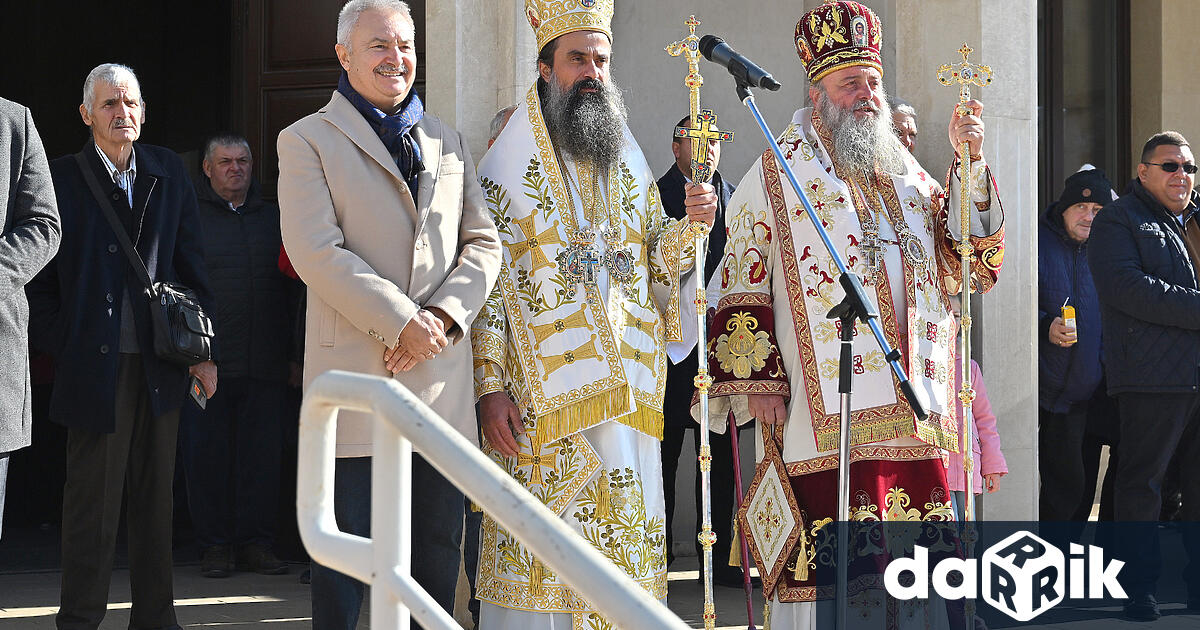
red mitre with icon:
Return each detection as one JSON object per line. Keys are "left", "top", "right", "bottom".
{"left": 794, "top": 0, "right": 883, "bottom": 83}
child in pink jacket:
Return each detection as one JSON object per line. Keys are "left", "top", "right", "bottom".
{"left": 944, "top": 359, "right": 1009, "bottom": 521}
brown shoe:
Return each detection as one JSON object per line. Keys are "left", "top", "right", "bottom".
{"left": 201, "top": 545, "right": 233, "bottom": 578}
{"left": 237, "top": 544, "right": 289, "bottom": 575}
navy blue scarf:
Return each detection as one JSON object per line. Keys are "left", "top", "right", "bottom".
{"left": 337, "top": 71, "right": 424, "bottom": 190}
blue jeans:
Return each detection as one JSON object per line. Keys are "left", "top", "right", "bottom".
{"left": 310, "top": 455, "right": 464, "bottom": 630}
{"left": 949, "top": 490, "right": 975, "bottom": 522}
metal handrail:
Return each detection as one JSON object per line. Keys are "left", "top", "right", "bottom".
{"left": 296, "top": 370, "right": 691, "bottom": 630}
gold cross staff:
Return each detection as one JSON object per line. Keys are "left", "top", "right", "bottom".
{"left": 665, "top": 15, "right": 733, "bottom": 630}
{"left": 666, "top": 15, "right": 734, "bottom": 184}
{"left": 935, "top": 43, "right": 992, "bottom": 630}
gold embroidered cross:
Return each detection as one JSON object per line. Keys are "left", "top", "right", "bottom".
{"left": 754, "top": 485, "right": 785, "bottom": 544}
{"left": 620, "top": 339, "right": 657, "bottom": 372}
{"left": 505, "top": 215, "right": 562, "bottom": 273}
{"left": 624, "top": 308, "right": 656, "bottom": 336}
{"left": 530, "top": 308, "right": 591, "bottom": 345}
{"left": 516, "top": 432, "right": 554, "bottom": 487}
{"left": 541, "top": 334, "right": 602, "bottom": 375}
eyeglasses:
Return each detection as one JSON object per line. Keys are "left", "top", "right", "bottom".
{"left": 1143, "top": 161, "right": 1199, "bottom": 175}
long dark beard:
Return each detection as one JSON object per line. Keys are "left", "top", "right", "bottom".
{"left": 816, "top": 89, "right": 906, "bottom": 179}
{"left": 542, "top": 75, "right": 628, "bottom": 172}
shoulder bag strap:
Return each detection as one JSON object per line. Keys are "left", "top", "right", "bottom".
{"left": 73, "top": 152, "right": 155, "bottom": 294}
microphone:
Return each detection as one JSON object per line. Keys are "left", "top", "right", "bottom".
{"left": 698, "top": 35, "right": 782, "bottom": 91}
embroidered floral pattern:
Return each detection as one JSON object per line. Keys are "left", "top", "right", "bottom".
{"left": 714, "top": 311, "right": 773, "bottom": 378}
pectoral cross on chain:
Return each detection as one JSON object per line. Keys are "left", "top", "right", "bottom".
{"left": 557, "top": 230, "right": 605, "bottom": 301}
{"left": 860, "top": 229, "right": 883, "bottom": 283}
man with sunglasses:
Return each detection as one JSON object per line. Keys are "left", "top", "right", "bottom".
{"left": 1089, "top": 131, "right": 1200, "bottom": 621}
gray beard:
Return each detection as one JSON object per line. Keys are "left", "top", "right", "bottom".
{"left": 817, "top": 94, "right": 907, "bottom": 179}
{"left": 542, "top": 75, "right": 628, "bottom": 172}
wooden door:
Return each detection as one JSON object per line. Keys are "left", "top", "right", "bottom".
{"left": 234, "top": 0, "right": 426, "bottom": 197}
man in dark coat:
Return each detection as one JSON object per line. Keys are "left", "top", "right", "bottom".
{"left": 656, "top": 114, "right": 744, "bottom": 585}
{"left": 25, "top": 63, "right": 217, "bottom": 630}
{"left": 1037, "top": 167, "right": 1112, "bottom": 523}
{"left": 1089, "top": 131, "right": 1200, "bottom": 621}
{"left": 0, "top": 97, "right": 61, "bottom": 540}
{"left": 181, "top": 134, "right": 292, "bottom": 578}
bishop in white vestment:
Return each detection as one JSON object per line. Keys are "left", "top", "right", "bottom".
{"left": 470, "top": 1, "right": 717, "bottom": 628}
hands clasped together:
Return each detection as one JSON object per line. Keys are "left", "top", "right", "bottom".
{"left": 383, "top": 307, "right": 454, "bottom": 373}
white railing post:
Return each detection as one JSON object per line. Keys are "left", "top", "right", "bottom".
{"left": 298, "top": 370, "right": 692, "bottom": 630}
{"left": 371, "top": 419, "right": 411, "bottom": 628}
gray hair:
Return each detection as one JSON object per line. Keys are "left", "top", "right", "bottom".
{"left": 203, "top": 134, "right": 252, "bottom": 164}
{"left": 82, "top": 63, "right": 142, "bottom": 114}
{"left": 891, "top": 97, "right": 917, "bottom": 120}
{"left": 337, "top": 0, "right": 413, "bottom": 49}
{"left": 489, "top": 105, "right": 518, "bottom": 144}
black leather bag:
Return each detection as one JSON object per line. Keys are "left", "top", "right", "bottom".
{"left": 74, "top": 152, "right": 214, "bottom": 366}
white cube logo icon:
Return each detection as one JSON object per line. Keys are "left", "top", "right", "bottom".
{"left": 982, "top": 531, "right": 1065, "bottom": 621}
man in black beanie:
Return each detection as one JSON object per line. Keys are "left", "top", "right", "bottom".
{"left": 1037, "top": 166, "right": 1113, "bottom": 529}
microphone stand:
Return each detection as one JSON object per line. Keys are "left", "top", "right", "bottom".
{"left": 729, "top": 79, "right": 929, "bottom": 630}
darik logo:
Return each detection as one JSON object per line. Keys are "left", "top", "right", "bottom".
{"left": 883, "top": 530, "right": 1127, "bottom": 621}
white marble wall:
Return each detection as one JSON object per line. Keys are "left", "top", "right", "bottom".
{"left": 424, "top": 0, "right": 1041, "bottom": 534}
{"left": 425, "top": 0, "right": 536, "bottom": 158}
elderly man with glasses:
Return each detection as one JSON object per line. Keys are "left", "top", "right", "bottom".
{"left": 1089, "top": 131, "right": 1200, "bottom": 621}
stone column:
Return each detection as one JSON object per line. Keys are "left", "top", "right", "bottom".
{"left": 888, "top": 0, "right": 1039, "bottom": 521}
{"left": 426, "top": 0, "right": 536, "bottom": 158}
{"left": 1130, "top": 0, "right": 1200, "bottom": 162}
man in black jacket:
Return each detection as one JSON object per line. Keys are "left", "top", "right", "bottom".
{"left": 182, "top": 135, "right": 292, "bottom": 578}
{"left": 26, "top": 63, "right": 217, "bottom": 630}
{"left": 656, "top": 114, "right": 746, "bottom": 585}
{"left": 1089, "top": 131, "right": 1200, "bottom": 621}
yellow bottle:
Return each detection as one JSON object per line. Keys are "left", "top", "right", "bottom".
{"left": 1061, "top": 304, "right": 1077, "bottom": 345}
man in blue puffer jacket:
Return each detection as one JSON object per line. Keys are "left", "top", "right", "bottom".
{"left": 1088, "top": 131, "right": 1200, "bottom": 621}
{"left": 1038, "top": 167, "right": 1113, "bottom": 523}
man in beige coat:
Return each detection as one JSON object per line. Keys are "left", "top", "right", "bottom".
{"left": 276, "top": 1, "right": 501, "bottom": 628}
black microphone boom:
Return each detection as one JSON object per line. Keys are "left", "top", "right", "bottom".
{"left": 698, "top": 35, "right": 782, "bottom": 91}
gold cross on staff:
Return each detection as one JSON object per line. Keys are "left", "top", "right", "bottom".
{"left": 674, "top": 110, "right": 734, "bottom": 183}
{"left": 666, "top": 15, "right": 733, "bottom": 184}
{"left": 936, "top": 43, "right": 993, "bottom": 117}
{"left": 664, "top": 15, "right": 703, "bottom": 92}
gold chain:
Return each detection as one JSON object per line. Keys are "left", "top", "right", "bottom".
{"left": 555, "top": 149, "right": 608, "bottom": 228}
